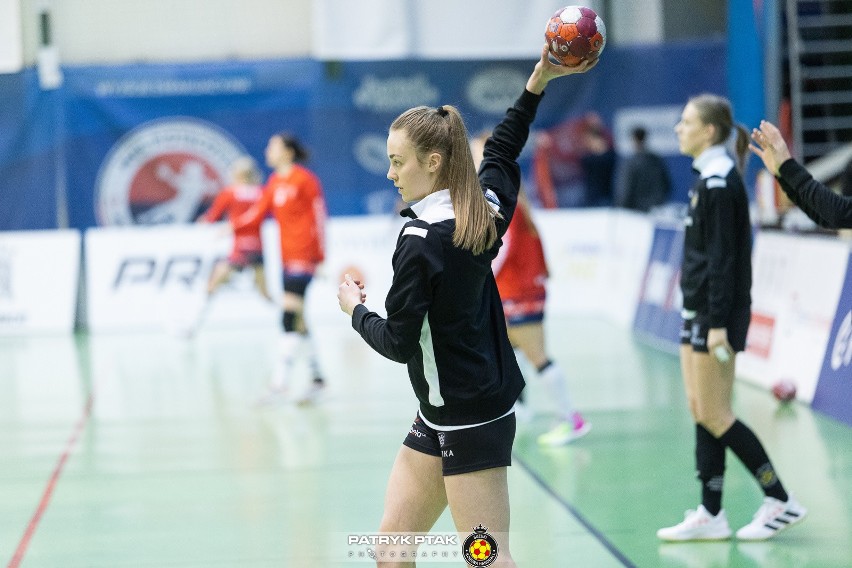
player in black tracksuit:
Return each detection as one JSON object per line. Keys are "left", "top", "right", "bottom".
{"left": 751, "top": 119, "right": 852, "bottom": 229}
{"left": 680, "top": 144, "right": 752, "bottom": 336}
{"left": 337, "top": 47, "right": 597, "bottom": 564}
{"left": 658, "top": 94, "right": 807, "bottom": 543}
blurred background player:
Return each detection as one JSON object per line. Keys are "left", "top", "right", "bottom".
{"left": 579, "top": 114, "right": 617, "bottom": 207}
{"left": 616, "top": 126, "right": 672, "bottom": 212}
{"left": 190, "top": 156, "right": 271, "bottom": 334}
{"left": 657, "top": 94, "right": 807, "bottom": 542}
{"left": 234, "top": 133, "right": 328, "bottom": 405}
{"left": 471, "top": 131, "right": 590, "bottom": 447}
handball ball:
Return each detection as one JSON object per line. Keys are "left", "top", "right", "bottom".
{"left": 544, "top": 5, "right": 607, "bottom": 66}
{"left": 772, "top": 380, "right": 797, "bottom": 403}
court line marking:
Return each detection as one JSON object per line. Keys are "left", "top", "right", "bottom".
{"left": 6, "top": 393, "right": 94, "bottom": 568}
{"left": 513, "top": 453, "right": 637, "bottom": 568}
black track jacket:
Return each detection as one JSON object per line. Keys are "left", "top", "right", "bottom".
{"left": 350, "top": 90, "right": 543, "bottom": 427}
{"left": 681, "top": 145, "right": 752, "bottom": 327}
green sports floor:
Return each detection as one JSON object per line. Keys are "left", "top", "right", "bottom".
{"left": 1, "top": 316, "right": 850, "bottom": 567}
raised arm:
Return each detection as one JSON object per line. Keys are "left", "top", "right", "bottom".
{"left": 751, "top": 120, "right": 852, "bottom": 229}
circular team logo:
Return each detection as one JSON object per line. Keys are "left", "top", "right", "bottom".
{"left": 462, "top": 524, "right": 498, "bottom": 567}
{"left": 95, "top": 118, "right": 246, "bottom": 226}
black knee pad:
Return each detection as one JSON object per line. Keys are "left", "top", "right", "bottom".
{"left": 282, "top": 311, "right": 297, "bottom": 332}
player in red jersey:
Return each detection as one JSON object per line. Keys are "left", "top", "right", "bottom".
{"left": 234, "top": 133, "right": 328, "bottom": 405}
{"left": 472, "top": 132, "right": 590, "bottom": 446}
{"left": 199, "top": 156, "right": 271, "bottom": 300}
{"left": 183, "top": 157, "right": 271, "bottom": 336}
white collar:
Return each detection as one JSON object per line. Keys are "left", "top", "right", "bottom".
{"left": 692, "top": 145, "right": 728, "bottom": 175}
{"left": 408, "top": 189, "right": 455, "bottom": 224}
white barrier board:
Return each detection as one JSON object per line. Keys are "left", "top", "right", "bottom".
{"left": 84, "top": 224, "right": 278, "bottom": 333}
{"left": 738, "top": 231, "right": 850, "bottom": 402}
{"left": 0, "top": 230, "right": 80, "bottom": 334}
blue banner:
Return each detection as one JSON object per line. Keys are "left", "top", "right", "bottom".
{"left": 0, "top": 70, "right": 61, "bottom": 230}
{"left": 1, "top": 40, "right": 725, "bottom": 231}
{"left": 811, "top": 254, "right": 852, "bottom": 426}
{"left": 633, "top": 224, "right": 684, "bottom": 352}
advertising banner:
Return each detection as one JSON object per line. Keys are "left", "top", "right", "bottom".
{"left": 84, "top": 223, "right": 278, "bottom": 333}
{"left": 811, "top": 252, "right": 852, "bottom": 425}
{"left": 632, "top": 224, "right": 683, "bottom": 352}
{"left": 0, "top": 230, "right": 80, "bottom": 334}
{"left": 1, "top": 41, "right": 725, "bottom": 232}
{"left": 738, "top": 232, "right": 849, "bottom": 402}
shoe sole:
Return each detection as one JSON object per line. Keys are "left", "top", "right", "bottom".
{"left": 657, "top": 532, "right": 732, "bottom": 542}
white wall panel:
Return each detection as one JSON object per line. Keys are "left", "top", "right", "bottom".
{"left": 0, "top": 0, "right": 23, "bottom": 72}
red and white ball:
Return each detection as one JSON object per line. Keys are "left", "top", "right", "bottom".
{"left": 544, "top": 5, "right": 607, "bottom": 66}
{"left": 772, "top": 380, "right": 797, "bottom": 403}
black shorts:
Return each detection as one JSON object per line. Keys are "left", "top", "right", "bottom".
{"left": 403, "top": 412, "right": 516, "bottom": 476}
{"left": 680, "top": 308, "right": 751, "bottom": 353}
{"left": 282, "top": 272, "right": 313, "bottom": 296}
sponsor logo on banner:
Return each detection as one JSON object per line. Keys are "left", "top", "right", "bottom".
{"left": 354, "top": 134, "right": 392, "bottom": 175}
{"left": 829, "top": 310, "right": 852, "bottom": 371}
{"left": 112, "top": 255, "right": 210, "bottom": 290}
{"left": 353, "top": 74, "right": 439, "bottom": 113}
{"left": 465, "top": 67, "right": 527, "bottom": 114}
{"left": 812, "top": 254, "right": 852, "bottom": 426}
{"left": 745, "top": 312, "right": 775, "bottom": 359}
{"left": 94, "top": 118, "right": 246, "bottom": 226}
{"left": 0, "top": 231, "right": 80, "bottom": 334}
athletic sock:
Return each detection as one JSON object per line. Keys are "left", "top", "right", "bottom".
{"left": 538, "top": 360, "right": 576, "bottom": 420}
{"left": 301, "top": 332, "right": 324, "bottom": 381}
{"left": 270, "top": 332, "right": 302, "bottom": 390}
{"left": 719, "top": 420, "right": 789, "bottom": 502}
{"left": 696, "top": 424, "right": 726, "bottom": 515}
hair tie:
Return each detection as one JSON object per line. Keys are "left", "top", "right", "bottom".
{"left": 436, "top": 106, "right": 449, "bottom": 117}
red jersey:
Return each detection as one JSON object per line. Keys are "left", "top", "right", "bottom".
{"left": 203, "top": 183, "right": 264, "bottom": 254}
{"left": 236, "top": 164, "right": 326, "bottom": 270}
{"left": 492, "top": 204, "right": 548, "bottom": 302}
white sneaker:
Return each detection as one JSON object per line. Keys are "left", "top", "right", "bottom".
{"left": 657, "top": 506, "right": 732, "bottom": 541}
{"left": 537, "top": 416, "right": 591, "bottom": 446}
{"left": 736, "top": 494, "right": 807, "bottom": 541}
{"left": 296, "top": 379, "right": 326, "bottom": 406}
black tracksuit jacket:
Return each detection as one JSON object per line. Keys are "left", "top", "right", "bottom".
{"left": 777, "top": 158, "right": 852, "bottom": 229}
{"left": 680, "top": 145, "right": 752, "bottom": 328}
{"left": 350, "top": 90, "right": 543, "bottom": 427}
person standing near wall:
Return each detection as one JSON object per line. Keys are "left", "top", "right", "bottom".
{"left": 234, "top": 133, "right": 328, "bottom": 405}
{"left": 657, "top": 95, "right": 807, "bottom": 542}
{"left": 579, "top": 114, "right": 617, "bottom": 207}
{"left": 616, "top": 126, "right": 672, "bottom": 212}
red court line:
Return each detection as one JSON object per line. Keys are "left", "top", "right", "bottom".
{"left": 7, "top": 393, "right": 94, "bottom": 568}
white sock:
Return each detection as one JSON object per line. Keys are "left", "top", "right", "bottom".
{"left": 301, "top": 332, "right": 324, "bottom": 381}
{"left": 538, "top": 362, "right": 576, "bottom": 421}
{"left": 270, "top": 332, "right": 302, "bottom": 390}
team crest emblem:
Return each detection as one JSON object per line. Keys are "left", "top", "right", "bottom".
{"left": 689, "top": 189, "right": 699, "bottom": 210}
{"left": 462, "top": 524, "right": 498, "bottom": 566}
{"left": 95, "top": 117, "right": 246, "bottom": 226}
